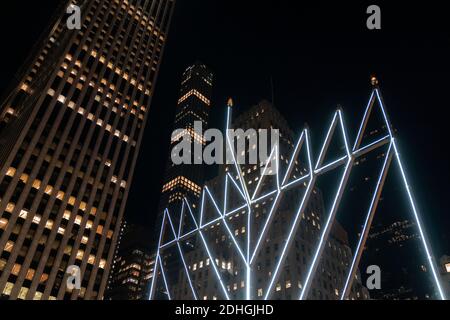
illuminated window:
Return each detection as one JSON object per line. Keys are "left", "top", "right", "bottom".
{"left": 32, "top": 179, "right": 41, "bottom": 189}
{"left": 26, "top": 269, "right": 35, "bottom": 281}
{"left": 45, "top": 185, "right": 53, "bottom": 195}
{"left": 75, "top": 215, "right": 82, "bottom": 225}
{"left": 18, "top": 287, "right": 29, "bottom": 300}
{"left": 0, "top": 218, "right": 8, "bottom": 230}
{"left": 33, "top": 292, "right": 43, "bottom": 300}
{"left": 5, "top": 203, "right": 15, "bottom": 213}
{"left": 40, "top": 273, "right": 48, "bottom": 283}
{"left": 12, "top": 264, "right": 21, "bottom": 275}
{"left": 76, "top": 250, "right": 84, "bottom": 260}
{"left": 56, "top": 191, "right": 64, "bottom": 200}
{"left": 64, "top": 246, "right": 72, "bottom": 255}
{"left": 257, "top": 288, "right": 263, "bottom": 297}
{"left": 6, "top": 167, "right": 16, "bottom": 177}
{"left": 68, "top": 196, "right": 76, "bottom": 206}
{"left": 3, "top": 282, "right": 14, "bottom": 295}
{"left": 4, "top": 241, "right": 14, "bottom": 252}
{"left": 445, "top": 263, "right": 450, "bottom": 273}
{"left": 285, "top": 280, "right": 291, "bottom": 289}
{"left": 88, "top": 255, "right": 95, "bottom": 264}
{"left": 19, "top": 209, "right": 28, "bottom": 219}
{"left": 275, "top": 283, "right": 281, "bottom": 291}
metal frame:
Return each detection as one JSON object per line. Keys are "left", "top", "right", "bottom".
{"left": 150, "top": 87, "right": 446, "bottom": 300}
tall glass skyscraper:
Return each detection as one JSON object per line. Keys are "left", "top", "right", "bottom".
{"left": 158, "top": 62, "right": 213, "bottom": 216}
{"left": 0, "top": 0, "right": 174, "bottom": 300}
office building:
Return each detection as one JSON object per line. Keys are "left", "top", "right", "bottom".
{"left": 105, "top": 221, "right": 154, "bottom": 300}
{"left": 158, "top": 62, "right": 213, "bottom": 216}
{"left": 0, "top": 0, "right": 174, "bottom": 299}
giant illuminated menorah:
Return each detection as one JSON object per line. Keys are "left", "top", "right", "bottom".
{"left": 149, "top": 83, "right": 447, "bottom": 300}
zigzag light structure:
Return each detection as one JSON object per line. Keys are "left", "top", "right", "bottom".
{"left": 149, "top": 85, "right": 447, "bottom": 300}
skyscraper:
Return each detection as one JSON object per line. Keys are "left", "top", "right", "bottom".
{"left": 0, "top": 0, "right": 174, "bottom": 300}
{"left": 158, "top": 62, "right": 213, "bottom": 218}
{"left": 104, "top": 221, "right": 155, "bottom": 300}
{"left": 151, "top": 62, "right": 213, "bottom": 299}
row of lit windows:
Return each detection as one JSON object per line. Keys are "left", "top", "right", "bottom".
{"left": 1, "top": 282, "right": 57, "bottom": 300}
{"left": 64, "top": 42, "right": 154, "bottom": 97}
{"left": 171, "top": 126, "right": 205, "bottom": 145}
{"left": 120, "top": 0, "right": 166, "bottom": 42}
{"left": 1, "top": 203, "right": 111, "bottom": 237}
{"left": 162, "top": 176, "right": 201, "bottom": 195}
{"left": 47, "top": 89, "right": 136, "bottom": 146}
{"left": 5, "top": 167, "right": 121, "bottom": 215}
{"left": 168, "top": 192, "right": 184, "bottom": 204}
{"left": 177, "top": 89, "right": 211, "bottom": 106}
{"left": 190, "top": 258, "right": 232, "bottom": 272}
{"left": 58, "top": 57, "right": 148, "bottom": 117}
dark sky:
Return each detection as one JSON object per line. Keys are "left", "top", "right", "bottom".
{"left": 0, "top": 1, "right": 449, "bottom": 255}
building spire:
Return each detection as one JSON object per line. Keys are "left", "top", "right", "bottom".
{"left": 370, "top": 74, "right": 379, "bottom": 87}
{"left": 227, "top": 97, "right": 234, "bottom": 108}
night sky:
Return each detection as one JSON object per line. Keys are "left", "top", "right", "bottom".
{"left": 0, "top": 1, "right": 449, "bottom": 255}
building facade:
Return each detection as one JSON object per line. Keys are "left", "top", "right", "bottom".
{"left": 105, "top": 221, "right": 155, "bottom": 300}
{"left": 346, "top": 107, "right": 437, "bottom": 300}
{"left": 0, "top": 0, "right": 174, "bottom": 299}
{"left": 152, "top": 62, "right": 213, "bottom": 299}
{"left": 364, "top": 220, "right": 438, "bottom": 299}
{"left": 167, "top": 101, "right": 369, "bottom": 300}
{"left": 439, "top": 255, "right": 450, "bottom": 298}
{"left": 158, "top": 62, "right": 213, "bottom": 217}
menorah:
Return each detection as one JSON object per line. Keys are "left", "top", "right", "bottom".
{"left": 149, "top": 84, "right": 446, "bottom": 300}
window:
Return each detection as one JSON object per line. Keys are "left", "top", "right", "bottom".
{"left": 257, "top": 288, "right": 263, "bottom": 297}
{"left": 0, "top": 218, "right": 7, "bottom": 230}
{"left": 276, "top": 283, "right": 281, "bottom": 291}
{"left": 3, "top": 282, "right": 14, "bottom": 295}
{"left": 4, "top": 241, "right": 14, "bottom": 252}
{"left": 445, "top": 263, "right": 450, "bottom": 273}
{"left": 18, "top": 287, "right": 29, "bottom": 300}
